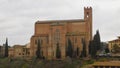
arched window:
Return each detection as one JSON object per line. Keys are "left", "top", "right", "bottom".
{"left": 75, "top": 37, "right": 77, "bottom": 43}
{"left": 35, "top": 39, "right": 37, "bottom": 44}
{"left": 87, "top": 12, "right": 89, "bottom": 18}
{"left": 46, "top": 36, "right": 49, "bottom": 44}
{"left": 54, "top": 29, "right": 60, "bottom": 43}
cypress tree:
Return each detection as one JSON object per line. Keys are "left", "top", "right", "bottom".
{"left": 91, "top": 39, "right": 97, "bottom": 57}
{"left": 76, "top": 47, "right": 80, "bottom": 57}
{"left": 67, "top": 38, "right": 73, "bottom": 58}
{"left": 36, "top": 39, "right": 41, "bottom": 59}
{"left": 65, "top": 45, "right": 68, "bottom": 57}
{"left": 88, "top": 41, "right": 92, "bottom": 55}
{"left": 4, "top": 38, "right": 8, "bottom": 57}
{"left": 95, "top": 30, "right": 101, "bottom": 50}
{"left": 56, "top": 43, "right": 61, "bottom": 59}
{"left": 89, "top": 30, "right": 101, "bottom": 58}
{"left": 81, "top": 38, "right": 87, "bottom": 57}
{"left": 89, "top": 34, "right": 98, "bottom": 58}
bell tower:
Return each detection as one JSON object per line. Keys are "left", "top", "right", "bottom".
{"left": 84, "top": 7, "right": 92, "bottom": 21}
{"left": 84, "top": 7, "right": 92, "bottom": 56}
{"left": 84, "top": 7, "right": 92, "bottom": 40}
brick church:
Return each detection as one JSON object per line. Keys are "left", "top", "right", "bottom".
{"left": 30, "top": 7, "right": 92, "bottom": 59}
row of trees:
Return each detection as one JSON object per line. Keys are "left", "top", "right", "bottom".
{"left": 36, "top": 39, "right": 44, "bottom": 59}
{"left": 57, "top": 37, "right": 87, "bottom": 59}
{"left": 36, "top": 37, "right": 87, "bottom": 59}
{"left": 36, "top": 38, "right": 62, "bottom": 59}
{"left": 36, "top": 30, "right": 110, "bottom": 59}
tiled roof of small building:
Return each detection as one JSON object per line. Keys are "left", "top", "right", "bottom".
{"left": 93, "top": 61, "right": 120, "bottom": 66}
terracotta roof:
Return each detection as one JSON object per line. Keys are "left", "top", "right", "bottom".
{"left": 93, "top": 61, "right": 120, "bottom": 66}
{"left": 13, "top": 45, "right": 25, "bottom": 48}
{"left": 25, "top": 43, "right": 30, "bottom": 48}
{"left": 35, "top": 19, "right": 85, "bottom": 24}
{"left": 9, "top": 48, "right": 14, "bottom": 51}
{"left": 108, "top": 39, "right": 120, "bottom": 42}
{"left": 108, "top": 36, "right": 120, "bottom": 42}
{"left": 66, "top": 32, "right": 87, "bottom": 36}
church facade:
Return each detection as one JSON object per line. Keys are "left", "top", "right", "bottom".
{"left": 30, "top": 7, "right": 92, "bottom": 59}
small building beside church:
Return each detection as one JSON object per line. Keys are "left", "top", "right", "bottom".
{"left": 108, "top": 37, "right": 120, "bottom": 52}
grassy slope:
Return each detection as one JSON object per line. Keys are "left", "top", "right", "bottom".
{"left": 0, "top": 58, "right": 94, "bottom": 68}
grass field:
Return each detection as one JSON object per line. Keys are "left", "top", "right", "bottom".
{"left": 0, "top": 57, "right": 94, "bottom": 68}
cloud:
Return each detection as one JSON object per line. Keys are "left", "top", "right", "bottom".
{"left": 0, "top": 0, "right": 120, "bottom": 45}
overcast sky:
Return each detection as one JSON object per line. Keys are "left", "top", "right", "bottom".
{"left": 0, "top": 0, "right": 120, "bottom": 46}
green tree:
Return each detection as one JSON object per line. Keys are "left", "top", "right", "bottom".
{"left": 91, "top": 38, "right": 97, "bottom": 57}
{"left": 56, "top": 43, "right": 61, "bottom": 59}
{"left": 94, "top": 30, "right": 101, "bottom": 50}
{"left": 89, "top": 30, "right": 101, "bottom": 58}
{"left": 65, "top": 45, "right": 68, "bottom": 57}
{"left": 36, "top": 39, "right": 42, "bottom": 59}
{"left": 112, "top": 44, "right": 120, "bottom": 53}
{"left": 76, "top": 47, "right": 80, "bottom": 57}
{"left": 81, "top": 38, "right": 87, "bottom": 57}
{"left": 67, "top": 38, "right": 73, "bottom": 58}
{"left": 88, "top": 41, "right": 92, "bottom": 55}
{"left": 105, "top": 47, "right": 110, "bottom": 53}
{"left": 4, "top": 38, "right": 8, "bottom": 57}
